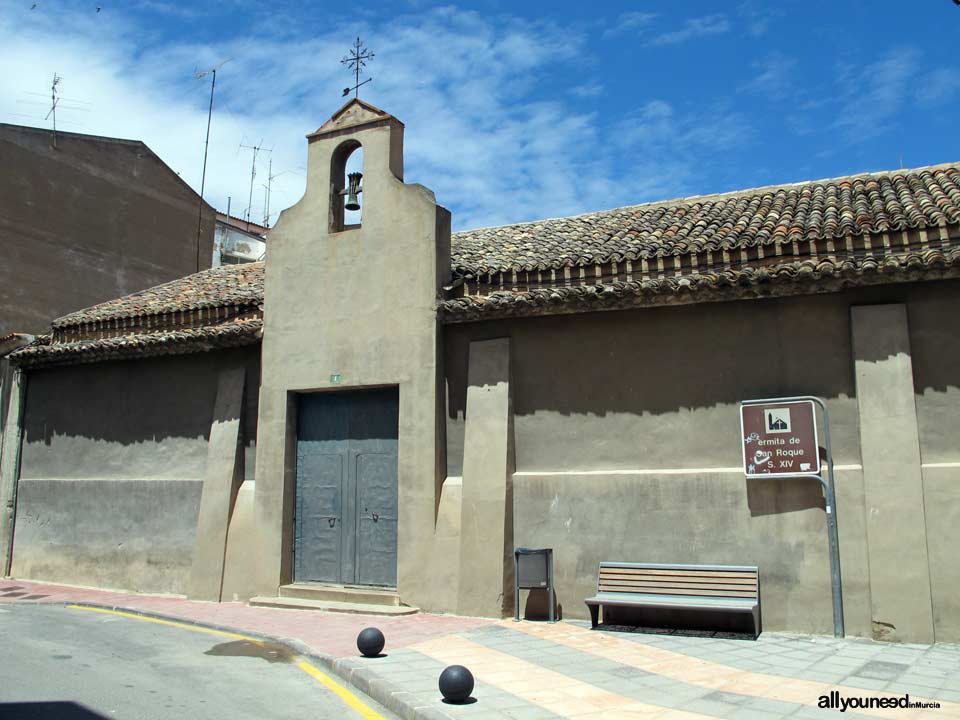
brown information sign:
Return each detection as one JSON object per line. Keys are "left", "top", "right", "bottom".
{"left": 740, "top": 400, "right": 820, "bottom": 477}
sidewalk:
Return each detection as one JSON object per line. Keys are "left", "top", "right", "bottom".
{"left": 2, "top": 580, "right": 959, "bottom": 720}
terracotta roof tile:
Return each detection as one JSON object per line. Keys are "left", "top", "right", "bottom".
{"left": 451, "top": 163, "right": 960, "bottom": 275}
{"left": 31, "top": 161, "right": 960, "bottom": 342}
{"left": 11, "top": 319, "right": 262, "bottom": 368}
{"left": 53, "top": 262, "right": 264, "bottom": 329}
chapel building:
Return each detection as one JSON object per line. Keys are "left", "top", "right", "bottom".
{"left": 2, "top": 100, "right": 959, "bottom": 643}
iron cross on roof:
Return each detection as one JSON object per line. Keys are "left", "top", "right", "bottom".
{"left": 341, "top": 37, "right": 374, "bottom": 98}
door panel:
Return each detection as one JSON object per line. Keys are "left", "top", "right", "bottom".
{"left": 356, "top": 453, "right": 399, "bottom": 586}
{"left": 294, "top": 452, "right": 343, "bottom": 582}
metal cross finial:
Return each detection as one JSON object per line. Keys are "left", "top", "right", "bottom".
{"left": 341, "top": 37, "right": 374, "bottom": 99}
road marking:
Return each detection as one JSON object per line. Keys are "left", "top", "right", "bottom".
{"left": 296, "top": 660, "right": 385, "bottom": 720}
{"left": 68, "top": 605, "right": 386, "bottom": 720}
{"left": 68, "top": 605, "right": 258, "bottom": 641}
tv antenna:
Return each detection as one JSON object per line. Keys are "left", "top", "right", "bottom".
{"left": 239, "top": 139, "right": 271, "bottom": 231}
{"left": 14, "top": 78, "right": 90, "bottom": 133}
{"left": 262, "top": 159, "right": 290, "bottom": 228}
{"left": 193, "top": 58, "right": 231, "bottom": 272}
{"left": 46, "top": 73, "right": 62, "bottom": 146}
{"left": 341, "top": 37, "right": 374, "bottom": 98}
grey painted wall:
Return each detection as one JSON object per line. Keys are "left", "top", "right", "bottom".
{"left": 13, "top": 478, "right": 203, "bottom": 593}
{"left": 445, "top": 279, "right": 960, "bottom": 639}
{"left": 11, "top": 347, "right": 259, "bottom": 594}
{"left": 0, "top": 124, "right": 215, "bottom": 336}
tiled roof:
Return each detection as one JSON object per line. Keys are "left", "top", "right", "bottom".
{"left": 11, "top": 319, "right": 262, "bottom": 368}
{"left": 451, "top": 163, "right": 960, "bottom": 275}
{"left": 23, "top": 161, "right": 960, "bottom": 352}
{"left": 53, "top": 262, "right": 264, "bottom": 329}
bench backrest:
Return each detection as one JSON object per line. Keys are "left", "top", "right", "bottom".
{"left": 597, "top": 562, "right": 759, "bottom": 601}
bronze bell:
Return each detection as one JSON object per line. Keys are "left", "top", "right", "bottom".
{"left": 341, "top": 171, "right": 363, "bottom": 211}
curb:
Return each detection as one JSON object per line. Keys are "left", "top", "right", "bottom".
{"left": 64, "top": 601, "right": 457, "bottom": 720}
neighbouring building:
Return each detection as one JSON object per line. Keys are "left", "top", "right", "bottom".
{"left": 213, "top": 213, "right": 267, "bottom": 266}
{"left": 0, "top": 123, "right": 216, "bottom": 337}
{"left": 2, "top": 100, "right": 959, "bottom": 643}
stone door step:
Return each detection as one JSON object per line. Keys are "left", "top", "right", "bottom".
{"left": 249, "top": 596, "right": 419, "bottom": 616}
{"left": 278, "top": 583, "right": 403, "bottom": 606}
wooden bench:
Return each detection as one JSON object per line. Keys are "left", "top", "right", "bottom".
{"left": 584, "top": 562, "right": 761, "bottom": 638}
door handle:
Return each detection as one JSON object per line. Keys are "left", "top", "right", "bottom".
{"left": 328, "top": 517, "right": 337, "bottom": 528}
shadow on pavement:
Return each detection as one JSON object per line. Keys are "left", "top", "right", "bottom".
{"left": 0, "top": 701, "right": 111, "bottom": 719}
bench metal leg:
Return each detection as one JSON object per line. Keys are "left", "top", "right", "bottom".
{"left": 587, "top": 603, "right": 599, "bottom": 629}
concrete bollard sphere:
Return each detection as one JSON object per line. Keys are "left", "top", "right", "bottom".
{"left": 356, "top": 627, "right": 385, "bottom": 657}
{"left": 438, "top": 664, "right": 474, "bottom": 703}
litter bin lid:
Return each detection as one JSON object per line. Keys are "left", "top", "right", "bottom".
{"left": 515, "top": 547, "right": 552, "bottom": 554}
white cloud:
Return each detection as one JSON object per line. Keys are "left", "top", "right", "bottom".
{"left": 2, "top": 1, "right": 625, "bottom": 229}
{"left": 915, "top": 67, "right": 960, "bottom": 107}
{"left": 834, "top": 47, "right": 918, "bottom": 141}
{"left": 603, "top": 11, "right": 657, "bottom": 37}
{"left": 646, "top": 14, "right": 730, "bottom": 47}
{"left": 570, "top": 83, "right": 604, "bottom": 99}
{"left": 0, "top": 1, "right": 750, "bottom": 231}
{"left": 610, "top": 100, "right": 752, "bottom": 200}
{"left": 737, "top": 2, "right": 779, "bottom": 37}
{"left": 740, "top": 53, "right": 796, "bottom": 99}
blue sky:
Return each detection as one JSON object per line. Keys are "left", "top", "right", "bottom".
{"left": 2, "top": 0, "right": 958, "bottom": 230}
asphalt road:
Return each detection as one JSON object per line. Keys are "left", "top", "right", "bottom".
{"left": 0, "top": 603, "right": 398, "bottom": 720}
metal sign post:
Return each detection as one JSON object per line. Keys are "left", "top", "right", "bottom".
{"left": 740, "top": 396, "right": 844, "bottom": 638}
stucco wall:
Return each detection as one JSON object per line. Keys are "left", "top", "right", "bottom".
{"left": 445, "top": 279, "right": 960, "bottom": 639}
{"left": 447, "top": 293, "right": 865, "bottom": 474}
{"left": 909, "top": 285, "right": 960, "bottom": 642}
{"left": 0, "top": 124, "right": 215, "bottom": 336}
{"left": 11, "top": 347, "right": 259, "bottom": 594}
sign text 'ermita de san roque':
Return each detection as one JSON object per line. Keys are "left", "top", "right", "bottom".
{"left": 740, "top": 400, "right": 821, "bottom": 478}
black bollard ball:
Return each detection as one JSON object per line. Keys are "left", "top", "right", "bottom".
{"left": 438, "top": 664, "right": 474, "bottom": 704}
{"left": 356, "top": 627, "right": 385, "bottom": 657}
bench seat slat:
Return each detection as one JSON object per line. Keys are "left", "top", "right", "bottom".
{"left": 597, "top": 562, "right": 758, "bottom": 573}
{"left": 598, "top": 584, "right": 756, "bottom": 598}
{"left": 599, "top": 580, "right": 757, "bottom": 591}
{"left": 599, "top": 574, "right": 757, "bottom": 583}
{"left": 599, "top": 584, "right": 757, "bottom": 593}
{"left": 599, "top": 568, "right": 758, "bottom": 580}
{"left": 600, "top": 572, "right": 758, "bottom": 585}
{"left": 586, "top": 593, "right": 757, "bottom": 609}
{"left": 599, "top": 577, "right": 758, "bottom": 590}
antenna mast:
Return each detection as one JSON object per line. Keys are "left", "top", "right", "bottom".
{"left": 263, "top": 158, "right": 272, "bottom": 228}
{"left": 45, "top": 73, "right": 62, "bottom": 147}
{"left": 239, "top": 140, "right": 271, "bottom": 231}
{"left": 262, "top": 159, "right": 286, "bottom": 229}
{"left": 194, "top": 59, "right": 230, "bottom": 272}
